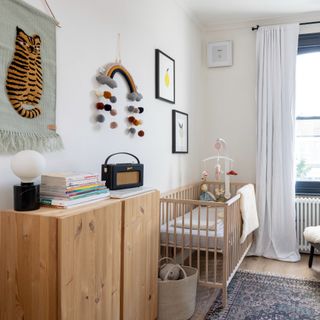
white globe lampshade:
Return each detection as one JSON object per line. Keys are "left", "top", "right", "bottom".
{"left": 11, "top": 150, "right": 46, "bottom": 183}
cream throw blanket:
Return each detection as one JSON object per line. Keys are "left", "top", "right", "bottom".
{"left": 237, "top": 184, "right": 259, "bottom": 243}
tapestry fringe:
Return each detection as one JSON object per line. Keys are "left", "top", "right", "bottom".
{"left": 0, "top": 130, "right": 63, "bottom": 153}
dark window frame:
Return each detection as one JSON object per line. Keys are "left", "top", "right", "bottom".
{"left": 296, "top": 33, "right": 320, "bottom": 195}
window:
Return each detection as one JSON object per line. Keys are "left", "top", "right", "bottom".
{"left": 296, "top": 33, "right": 320, "bottom": 194}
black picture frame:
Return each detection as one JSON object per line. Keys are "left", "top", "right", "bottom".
{"left": 155, "top": 49, "right": 175, "bottom": 104}
{"left": 172, "top": 110, "right": 188, "bottom": 153}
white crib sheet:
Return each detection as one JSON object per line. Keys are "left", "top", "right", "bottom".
{"left": 160, "top": 206, "right": 225, "bottom": 250}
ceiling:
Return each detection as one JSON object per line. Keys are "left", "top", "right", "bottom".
{"left": 177, "top": 0, "right": 320, "bottom": 28}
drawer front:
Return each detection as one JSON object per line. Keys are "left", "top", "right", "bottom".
{"left": 0, "top": 213, "right": 57, "bottom": 320}
{"left": 58, "top": 202, "right": 122, "bottom": 320}
{"left": 122, "top": 191, "right": 160, "bottom": 320}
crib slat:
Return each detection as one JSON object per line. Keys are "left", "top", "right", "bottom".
{"left": 182, "top": 202, "right": 185, "bottom": 264}
{"left": 214, "top": 207, "right": 217, "bottom": 284}
{"left": 173, "top": 202, "right": 177, "bottom": 260}
{"left": 166, "top": 202, "right": 169, "bottom": 257}
{"left": 197, "top": 205, "right": 200, "bottom": 278}
{"left": 189, "top": 204, "right": 193, "bottom": 267}
{"left": 206, "top": 206, "right": 209, "bottom": 283}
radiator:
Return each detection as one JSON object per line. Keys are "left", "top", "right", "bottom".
{"left": 295, "top": 196, "right": 320, "bottom": 252}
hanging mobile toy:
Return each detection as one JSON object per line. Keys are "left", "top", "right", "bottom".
{"left": 202, "top": 138, "right": 237, "bottom": 201}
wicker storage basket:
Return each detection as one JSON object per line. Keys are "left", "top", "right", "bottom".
{"left": 158, "top": 258, "right": 198, "bottom": 320}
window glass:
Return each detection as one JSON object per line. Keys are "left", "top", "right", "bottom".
{"left": 296, "top": 52, "right": 320, "bottom": 182}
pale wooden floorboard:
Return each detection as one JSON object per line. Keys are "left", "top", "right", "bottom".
{"left": 240, "top": 253, "right": 320, "bottom": 281}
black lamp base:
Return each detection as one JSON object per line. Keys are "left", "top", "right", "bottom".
{"left": 14, "top": 183, "right": 40, "bottom": 211}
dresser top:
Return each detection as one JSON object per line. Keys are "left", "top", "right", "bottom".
{"left": 1, "top": 198, "right": 122, "bottom": 218}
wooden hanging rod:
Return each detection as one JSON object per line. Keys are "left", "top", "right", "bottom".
{"left": 252, "top": 20, "right": 320, "bottom": 31}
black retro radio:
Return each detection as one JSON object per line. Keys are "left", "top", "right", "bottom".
{"left": 101, "top": 152, "right": 144, "bottom": 190}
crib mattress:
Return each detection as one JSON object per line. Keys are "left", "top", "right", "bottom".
{"left": 160, "top": 206, "right": 225, "bottom": 250}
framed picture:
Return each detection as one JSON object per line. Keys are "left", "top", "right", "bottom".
{"left": 155, "top": 49, "right": 175, "bottom": 103}
{"left": 207, "top": 41, "right": 233, "bottom": 67}
{"left": 172, "top": 110, "right": 188, "bottom": 153}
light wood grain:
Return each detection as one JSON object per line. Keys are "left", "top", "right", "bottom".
{"left": 122, "top": 191, "right": 160, "bottom": 320}
{"left": 1, "top": 191, "right": 159, "bottom": 320}
{"left": 58, "top": 201, "right": 122, "bottom": 320}
{"left": 0, "top": 212, "right": 57, "bottom": 320}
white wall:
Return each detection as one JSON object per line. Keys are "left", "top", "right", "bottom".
{"left": 203, "top": 28, "right": 256, "bottom": 183}
{"left": 203, "top": 14, "right": 320, "bottom": 184}
{"left": 0, "top": 0, "right": 206, "bottom": 209}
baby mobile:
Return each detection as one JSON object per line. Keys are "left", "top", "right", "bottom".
{"left": 202, "top": 138, "right": 238, "bottom": 201}
{"left": 94, "top": 34, "right": 145, "bottom": 137}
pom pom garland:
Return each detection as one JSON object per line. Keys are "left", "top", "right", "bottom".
{"left": 95, "top": 90, "right": 103, "bottom": 97}
{"left": 96, "top": 114, "right": 105, "bottom": 123}
{"left": 110, "top": 121, "right": 118, "bottom": 129}
{"left": 136, "top": 93, "right": 143, "bottom": 101}
{"left": 138, "top": 130, "right": 145, "bottom": 137}
{"left": 128, "top": 127, "right": 136, "bottom": 134}
{"left": 110, "top": 109, "right": 117, "bottom": 116}
{"left": 110, "top": 96, "right": 117, "bottom": 103}
{"left": 127, "top": 105, "right": 135, "bottom": 112}
{"left": 128, "top": 116, "right": 135, "bottom": 123}
{"left": 103, "top": 91, "right": 112, "bottom": 99}
{"left": 96, "top": 102, "right": 104, "bottom": 110}
{"left": 127, "top": 92, "right": 137, "bottom": 101}
{"left": 104, "top": 104, "right": 112, "bottom": 111}
{"left": 133, "top": 119, "right": 140, "bottom": 126}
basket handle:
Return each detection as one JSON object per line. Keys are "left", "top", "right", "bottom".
{"left": 163, "top": 264, "right": 187, "bottom": 281}
{"left": 159, "top": 257, "right": 175, "bottom": 269}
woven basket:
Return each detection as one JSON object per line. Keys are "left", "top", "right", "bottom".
{"left": 158, "top": 258, "right": 198, "bottom": 320}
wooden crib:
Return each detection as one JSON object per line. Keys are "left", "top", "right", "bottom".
{"left": 160, "top": 182, "right": 253, "bottom": 306}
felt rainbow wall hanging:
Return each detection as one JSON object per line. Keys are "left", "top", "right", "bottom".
{"left": 94, "top": 62, "right": 145, "bottom": 137}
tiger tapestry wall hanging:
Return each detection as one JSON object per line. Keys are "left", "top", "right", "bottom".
{"left": 0, "top": 0, "right": 63, "bottom": 152}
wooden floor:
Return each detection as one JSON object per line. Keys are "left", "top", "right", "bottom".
{"left": 240, "top": 253, "right": 320, "bottom": 281}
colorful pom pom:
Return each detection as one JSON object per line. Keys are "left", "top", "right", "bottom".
{"left": 138, "top": 130, "right": 145, "bottom": 137}
{"left": 128, "top": 116, "right": 135, "bottom": 123}
{"left": 96, "top": 114, "right": 105, "bottom": 123}
{"left": 128, "top": 105, "right": 135, "bottom": 112}
{"left": 110, "top": 121, "right": 118, "bottom": 129}
{"left": 96, "top": 102, "right": 104, "bottom": 110}
{"left": 128, "top": 127, "right": 136, "bottom": 134}
{"left": 95, "top": 90, "right": 103, "bottom": 97}
{"left": 103, "top": 91, "right": 112, "bottom": 99}
{"left": 133, "top": 107, "right": 139, "bottom": 113}
{"left": 104, "top": 104, "right": 112, "bottom": 111}
{"left": 138, "top": 107, "right": 144, "bottom": 114}
{"left": 110, "top": 109, "right": 117, "bottom": 116}
{"left": 127, "top": 92, "right": 137, "bottom": 101}
{"left": 133, "top": 119, "right": 140, "bottom": 126}
{"left": 110, "top": 96, "right": 117, "bottom": 103}
{"left": 136, "top": 93, "right": 143, "bottom": 101}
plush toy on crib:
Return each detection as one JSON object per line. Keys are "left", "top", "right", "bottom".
{"left": 200, "top": 170, "right": 216, "bottom": 201}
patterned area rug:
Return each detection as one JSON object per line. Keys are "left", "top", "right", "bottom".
{"left": 206, "top": 270, "right": 320, "bottom": 320}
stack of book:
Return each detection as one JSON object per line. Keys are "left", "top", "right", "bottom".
{"left": 40, "top": 172, "right": 110, "bottom": 208}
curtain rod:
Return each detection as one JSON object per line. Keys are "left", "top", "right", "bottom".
{"left": 251, "top": 20, "right": 320, "bottom": 31}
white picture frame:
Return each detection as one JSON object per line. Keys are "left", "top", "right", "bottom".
{"left": 207, "top": 41, "right": 233, "bottom": 68}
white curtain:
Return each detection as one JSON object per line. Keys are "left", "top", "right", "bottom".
{"left": 249, "top": 24, "right": 301, "bottom": 262}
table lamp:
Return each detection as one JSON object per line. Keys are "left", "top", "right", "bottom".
{"left": 11, "top": 150, "right": 46, "bottom": 211}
